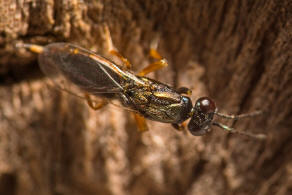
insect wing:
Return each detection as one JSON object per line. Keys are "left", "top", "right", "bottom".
{"left": 38, "top": 43, "right": 124, "bottom": 97}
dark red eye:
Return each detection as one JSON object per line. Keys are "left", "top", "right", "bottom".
{"left": 187, "top": 97, "right": 216, "bottom": 136}
{"left": 195, "top": 97, "right": 216, "bottom": 114}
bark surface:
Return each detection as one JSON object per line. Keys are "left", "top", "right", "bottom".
{"left": 0, "top": 1, "right": 291, "bottom": 195}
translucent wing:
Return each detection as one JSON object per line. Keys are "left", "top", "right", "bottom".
{"left": 38, "top": 43, "right": 127, "bottom": 98}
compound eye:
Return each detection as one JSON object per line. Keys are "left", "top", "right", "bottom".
{"left": 195, "top": 97, "right": 216, "bottom": 114}
{"left": 187, "top": 120, "right": 210, "bottom": 136}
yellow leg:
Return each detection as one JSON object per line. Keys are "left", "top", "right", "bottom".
{"left": 133, "top": 113, "right": 148, "bottom": 132}
{"left": 84, "top": 93, "right": 107, "bottom": 110}
{"left": 149, "top": 36, "right": 162, "bottom": 60}
{"left": 138, "top": 59, "right": 168, "bottom": 76}
{"left": 149, "top": 48, "right": 163, "bottom": 60}
{"left": 104, "top": 25, "right": 132, "bottom": 69}
{"left": 138, "top": 39, "right": 168, "bottom": 76}
{"left": 16, "top": 43, "right": 44, "bottom": 54}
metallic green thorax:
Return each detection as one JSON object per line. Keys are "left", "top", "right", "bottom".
{"left": 120, "top": 77, "right": 193, "bottom": 124}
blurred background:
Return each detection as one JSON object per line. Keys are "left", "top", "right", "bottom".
{"left": 0, "top": 1, "right": 291, "bottom": 195}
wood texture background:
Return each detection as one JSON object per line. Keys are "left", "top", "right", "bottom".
{"left": 0, "top": 0, "right": 291, "bottom": 195}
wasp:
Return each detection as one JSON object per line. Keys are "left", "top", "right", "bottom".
{"left": 16, "top": 28, "right": 266, "bottom": 139}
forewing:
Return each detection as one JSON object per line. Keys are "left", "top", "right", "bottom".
{"left": 38, "top": 43, "right": 124, "bottom": 98}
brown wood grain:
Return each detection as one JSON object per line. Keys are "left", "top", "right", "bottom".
{"left": 0, "top": 0, "right": 291, "bottom": 195}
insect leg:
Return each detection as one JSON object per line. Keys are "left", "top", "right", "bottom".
{"left": 16, "top": 43, "right": 44, "bottom": 54}
{"left": 84, "top": 93, "right": 108, "bottom": 110}
{"left": 172, "top": 122, "right": 188, "bottom": 133}
{"left": 138, "top": 38, "right": 168, "bottom": 76}
{"left": 172, "top": 123, "right": 184, "bottom": 131}
{"left": 104, "top": 25, "right": 131, "bottom": 69}
{"left": 133, "top": 113, "right": 149, "bottom": 132}
{"left": 176, "top": 87, "right": 192, "bottom": 96}
{"left": 138, "top": 59, "right": 168, "bottom": 76}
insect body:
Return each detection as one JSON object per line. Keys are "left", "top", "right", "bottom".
{"left": 30, "top": 43, "right": 191, "bottom": 124}
{"left": 17, "top": 42, "right": 265, "bottom": 139}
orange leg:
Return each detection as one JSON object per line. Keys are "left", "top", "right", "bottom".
{"left": 133, "top": 113, "right": 149, "bottom": 132}
{"left": 84, "top": 93, "right": 108, "bottom": 110}
{"left": 16, "top": 43, "right": 44, "bottom": 54}
{"left": 104, "top": 25, "right": 132, "bottom": 70}
{"left": 138, "top": 39, "right": 168, "bottom": 76}
{"left": 138, "top": 59, "right": 168, "bottom": 76}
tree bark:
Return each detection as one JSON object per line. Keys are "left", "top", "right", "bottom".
{"left": 0, "top": 0, "right": 291, "bottom": 195}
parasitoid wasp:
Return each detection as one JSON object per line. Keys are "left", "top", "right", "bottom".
{"left": 16, "top": 28, "right": 266, "bottom": 139}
